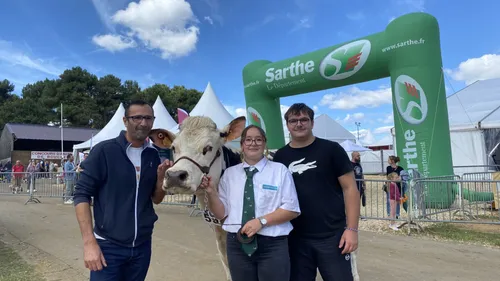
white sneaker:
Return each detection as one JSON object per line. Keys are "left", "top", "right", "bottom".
{"left": 389, "top": 224, "right": 400, "bottom": 231}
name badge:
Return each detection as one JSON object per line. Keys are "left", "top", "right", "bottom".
{"left": 203, "top": 210, "right": 222, "bottom": 226}
{"left": 262, "top": 184, "right": 278, "bottom": 191}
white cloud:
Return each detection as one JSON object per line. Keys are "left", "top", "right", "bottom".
{"left": 376, "top": 112, "right": 394, "bottom": 124}
{"left": 373, "top": 125, "right": 393, "bottom": 135}
{"left": 91, "top": 0, "right": 117, "bottom": 32}
{"left": 92, "top": 0, "right": 200, "bottom": 60}
{"left": 204, "top": 16, "right": 213, "bottom": 25}
{"left": 92, "top": 34, "right": 136, "bottom": 52}
{"left": 349, "top": 128, "right": 376, "bottom": 146}
{"left": 445, "top": 54, "right": 500, "bottom": 85}
{"left": 0, "top": 40, "right": 63, "bottom": 77}
{"left": 319, "top": 85, "right": 392, "bottom": 110}
{"left": 342, "top": 112, "right": 364, "bottom": 122}
{"left": 346, "top": 12, "right": 365, "bottom": 21}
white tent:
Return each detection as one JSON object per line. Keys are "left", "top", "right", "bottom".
{"left": 73, "top": 103, "right": 126, "bottom": 153}
{"left": 152, "top": 96, "right": 177, "bottom": 130}
{"left": 168, "top": 82, "right": 240, "bottom": 149}
{"left": 391, "top": 78, "right": 500, "bottom": 174}
{"left": 340, "top": 140, "right": 371, "bottom": 152}
{"left": 313, "top": 114, "right": 357, "bottom": 143}
{"left": 169, "top": 82, "right": 235, "bottom": 132}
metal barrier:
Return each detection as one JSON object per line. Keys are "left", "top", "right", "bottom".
{"left": 358, "top": 174, "right": 500, "bottom": 234}
{"left": 2, "top": 171, "right": 499, "bottom": 230}
{"left": 0, "top": 171, "right": 201, "bottom": 213}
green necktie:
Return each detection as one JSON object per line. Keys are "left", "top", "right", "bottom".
{"left": 241, "top": 166, "right": 258, "bottom": 256}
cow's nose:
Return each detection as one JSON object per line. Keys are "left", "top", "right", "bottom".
{"left": 166, "top": 170, "right": 188, "bottom": 186}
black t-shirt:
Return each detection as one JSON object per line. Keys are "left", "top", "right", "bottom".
{"left": 352, "top": 161, "right": 363, "bottom": 191}
{"left": 386, "top": 165, "right": 404, "bottom": 192}
{"left": 272, "top": 137, "right": 353, "bottom": 238}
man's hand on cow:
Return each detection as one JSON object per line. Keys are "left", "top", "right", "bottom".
{"left": 157, "top": 160, "right": 173, "bottom": 179}
{"left": 199, "top": 175, "right": 215, "bottom": 193}
{"left": 339, "top": 228, "right": 358, "bottom": 254}
{"left": 83, "top": 239, "right": 107, "bottom": 271}
{"left": 240, "top": 219, "right": 262, "bottom": 238}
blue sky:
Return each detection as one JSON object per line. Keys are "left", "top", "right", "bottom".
{"left": 1, "top": 0, "right": 499, "bottom": 145}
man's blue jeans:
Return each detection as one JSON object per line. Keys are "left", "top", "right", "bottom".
{"left": 90, "top": 239, "right": 152, "bottom": 281}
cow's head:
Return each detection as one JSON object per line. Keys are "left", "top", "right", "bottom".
{"left": 151, "top": 116, "right": 246, "bottom": 194}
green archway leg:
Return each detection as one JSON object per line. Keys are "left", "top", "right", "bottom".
{"left": 242, "top": 12, "right": 455, "bottom": 208}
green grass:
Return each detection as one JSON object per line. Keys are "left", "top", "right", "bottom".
{"left": 0, "top": 241, "right": 46, "bottom": 281}
{"left": 423, "top": 223, "right": 500, "bottom": 247}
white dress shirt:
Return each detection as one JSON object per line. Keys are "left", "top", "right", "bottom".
{"left": 218, "top": 157, "right": 301, "bottom": 237}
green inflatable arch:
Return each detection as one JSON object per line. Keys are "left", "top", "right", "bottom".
{"left": 242, "top": 12, "right": 456, "bottom": 208}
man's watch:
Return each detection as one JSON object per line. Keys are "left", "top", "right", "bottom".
{"left": 258, "top": 217, "right": 267, "bottom": 227}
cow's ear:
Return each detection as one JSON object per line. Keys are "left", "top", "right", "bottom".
{"left": 221, "top": 116, "right": 246, "bottom": 142}
{"left": 149, "top": 129, "right": 176, "bottom": 148}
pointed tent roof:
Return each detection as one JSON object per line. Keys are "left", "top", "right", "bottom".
{"left": 312, "top": 114, "right": 356, "bottom": 143}
{"left": 190, "top": 82, "right": 235, "bottom": 128}
{"left": 152, "top": 96, "right": 177, "bottom": 130}
{"left": 73, "top": 103, "right": 126, "bottom": 150}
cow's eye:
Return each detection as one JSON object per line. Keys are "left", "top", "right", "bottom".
{"left": 171, "top": 146, "right": 175, "bottom": 153}
{"left": 203, "top": 145, "right": 213, "bottom": 155}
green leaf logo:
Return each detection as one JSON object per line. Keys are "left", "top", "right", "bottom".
{"left": 247, "top": 107, "right": 267, "bottom": 132}
{"left": 320, "top": 39, "right": 371, "bottom": 81}
{"left": 395, "top": 75, "right": 428, "bottom": 125}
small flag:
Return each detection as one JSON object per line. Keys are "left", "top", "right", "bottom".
{"left": 177, "top": 108, "right": 189, "bottom": 124}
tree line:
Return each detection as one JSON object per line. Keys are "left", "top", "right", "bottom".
{"left": 0, "top": 67, "right": 203, "bottom": 129}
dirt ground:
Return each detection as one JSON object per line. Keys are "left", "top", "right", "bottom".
{"left": 0, "top": 196, "right": 499, "bottom": 281}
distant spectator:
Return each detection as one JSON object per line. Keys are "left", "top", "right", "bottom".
{"left": 12, "top": 160, "right": 24, "bottom": 191}
{"left": 64, "top": 154, "right": 77, "bottom": 205}
{"left": 386, "top": 156, "right": 405, "bottom": 218}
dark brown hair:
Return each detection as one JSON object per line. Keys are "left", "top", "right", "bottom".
{"left": 284, "top": 103, "right": 315, "bottom": 122}
{"left": 389, "top": 156, "right": 400, "bottom": 163}
{"left": 240, "top": 125, "right": 267, "bottom": 145}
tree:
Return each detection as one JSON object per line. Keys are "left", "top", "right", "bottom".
{"left": 0, "top": 67, "right": 203, "bottom": 129}
{"left": 0, "top": 79, "right": 15, "bottom": 104}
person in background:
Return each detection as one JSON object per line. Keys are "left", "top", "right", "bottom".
{"left": 351, "top": 151, "right": 366, "bottom": 219}
{"left": 201, "top": 125, "right": 301, "bottom": 281}
{"left": 12, "top": 160, "right": 25, "bottom": 193}
{"left": 272, "top": 103, "right": 360, "bottom": 281}
{"left": 64, "top": 154, "right": 77, "bottom": 205}
{"left": 73, "top": 100, "right": 171, "bottom": 281}
{"left": 387, "top": 172, "right": 401, "bottom": 230}
{"left": 385, "top": 156, "right": 404, "bottom": 218}
{"left": 26, "top": 160, "right": 36, "bottom": 192}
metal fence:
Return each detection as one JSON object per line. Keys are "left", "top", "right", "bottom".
{"left": 0, "top": 172, "right": 200, "bottom": 212}
{"left": 358, "top": 170, "right": 500, "bottom": 234}
{"left": 1, "top": 170, "right": 499, "bottom": 234}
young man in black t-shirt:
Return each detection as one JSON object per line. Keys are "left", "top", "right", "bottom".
{"left": 272, "top": 103, "right": 360, "bottom": 281}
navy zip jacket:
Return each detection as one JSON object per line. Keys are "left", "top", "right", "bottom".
{"left": 73, "top": 130, "right": 161, "bottom": 248}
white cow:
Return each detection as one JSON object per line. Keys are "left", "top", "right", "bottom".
{"left": 150, "top": 115, "right": 360, "bottom": 281}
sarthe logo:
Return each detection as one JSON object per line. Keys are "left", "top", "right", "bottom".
{"left": 394, "top": 75, "right": 428, "bottom": 125}
{"left": 247, "top": 107, "right": 267, "bottom": 132}
{"left": 319, "top": 39, "right": 371, "bottom": 81}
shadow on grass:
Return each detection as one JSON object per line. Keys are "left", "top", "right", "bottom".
{"left": 0, "top": 241, "right": 45, "bottom": 281}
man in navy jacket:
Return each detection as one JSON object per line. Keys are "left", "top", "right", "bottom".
{"left": 73, "top": 100, "right": 171, "bottom": 281}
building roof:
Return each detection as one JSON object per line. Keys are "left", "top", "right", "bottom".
{"left": 5, "top": 123, "right": 100, "bottom": 142}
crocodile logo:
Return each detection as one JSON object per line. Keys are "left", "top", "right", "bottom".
{"left": 288, "top": 158, "right": 317, "bottom": 175}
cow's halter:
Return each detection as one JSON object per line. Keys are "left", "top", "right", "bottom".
{"left": 173, "top": 148, "right": 221, "bottom": 175}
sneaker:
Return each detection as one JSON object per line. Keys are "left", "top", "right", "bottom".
{"left": 389, "top": 224, "right": 400, "bottom": 231}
